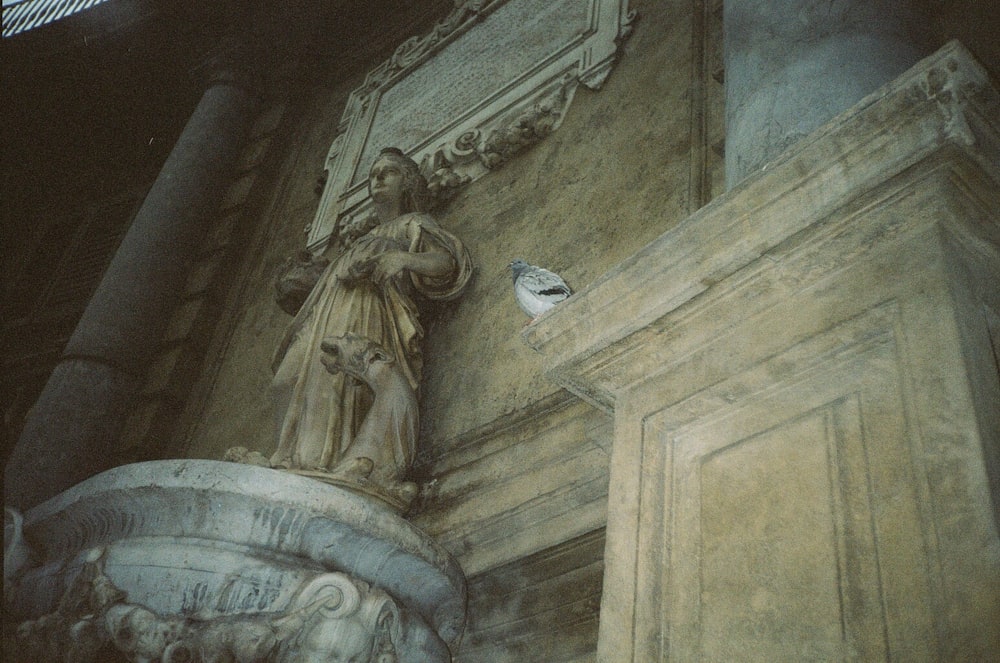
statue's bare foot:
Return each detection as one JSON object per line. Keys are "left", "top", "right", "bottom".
{"left": 223, "top": 446, "right": 273, "bottom": 468}
{"left": 333, "top": 456, "right": 374, "bottom": 480}
{"left": 386, "top": 480, "right": 419, "bottom": 506}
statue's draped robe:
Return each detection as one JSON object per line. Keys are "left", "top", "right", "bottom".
{"left": 270, "top": 212, "right": 472, "bottom": 470}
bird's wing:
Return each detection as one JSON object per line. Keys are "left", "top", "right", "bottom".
{"left": 519, "top": 267, "right": 571, "bottom": 296}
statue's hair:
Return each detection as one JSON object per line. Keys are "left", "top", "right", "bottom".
{"left": 373, "top": 147, "right": 431, "bottom": 214}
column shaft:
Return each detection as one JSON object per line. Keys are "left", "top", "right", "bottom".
{"left": 724, "top": 0, "right": 926, "bottom": 188}
{"left": 5, "top": 80, "right": 258, "bottom": 510}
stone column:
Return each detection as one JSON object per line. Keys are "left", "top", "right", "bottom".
{"left": 724, "top": 0, "right": 926, "bottom": 188}
{"left": 4, "top": 69, "right": 259, "bottom": 511}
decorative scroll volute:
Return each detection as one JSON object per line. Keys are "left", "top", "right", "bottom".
{"left": 15, "top": 550, "right": 405, "bottom": 663}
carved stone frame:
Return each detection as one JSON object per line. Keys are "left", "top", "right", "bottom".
{"left": 307, "top": 0, "right": 636, "bottom": 251}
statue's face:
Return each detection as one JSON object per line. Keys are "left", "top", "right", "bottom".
{"left": 369, "top": 157, "right": 407, "bottom": 205}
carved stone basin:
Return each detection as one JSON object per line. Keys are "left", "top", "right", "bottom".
{"left": 6, "top": 460, "right": 465, "bottom": 662}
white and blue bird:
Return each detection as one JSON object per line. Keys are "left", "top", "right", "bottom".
{"left": 510, "top": 258, "right": 572, "bottom": 321}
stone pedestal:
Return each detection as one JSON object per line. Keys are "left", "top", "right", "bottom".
{"left": 5, "top": 460, "right": 465, "bottom": 662}
{"left": 525, "top": 41, "right": 1000, "bottom": 660}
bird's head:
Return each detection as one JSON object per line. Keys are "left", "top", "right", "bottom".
{"left": 509, "top": 258, "right": 528, "bottom": 282}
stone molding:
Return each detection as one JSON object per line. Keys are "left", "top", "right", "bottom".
{"left": 307, "top": 0, "right": 637, "bottom": 251}
{"left": 412, "top": 394, "right": 612, "bottom": 576}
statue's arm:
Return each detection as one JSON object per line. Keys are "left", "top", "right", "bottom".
{"left": 408, "top": 215, "right": 473, "bottom": 300}
{"left": 365, "top": 249, "right": 453, "bottom": 284}
{"left": 366, "top": 219, "right": 456, "bottom": 284}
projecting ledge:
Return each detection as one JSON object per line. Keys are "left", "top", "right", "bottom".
{"left": 522, "top": 40, "right": 1000, "bottom": 407}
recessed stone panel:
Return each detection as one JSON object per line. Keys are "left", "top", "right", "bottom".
{"left": 646, "top": 313, "right": 934, "bottom": 660}
{"left": 699, "top": 409, "right": 844, "bottom": 661}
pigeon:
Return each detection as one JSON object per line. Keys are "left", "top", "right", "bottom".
{"left": 510, "top": 258, "right": 572, "bottom": 320}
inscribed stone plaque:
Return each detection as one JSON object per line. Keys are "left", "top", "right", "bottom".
{"left": 354, "top": 0, "right": 591, "bottom": 188}
{"left": 308, "top": 0, "right": 635, "bottom": 251}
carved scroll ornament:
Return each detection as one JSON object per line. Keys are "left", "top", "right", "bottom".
{"left": 15, "top": 549, "right": 402, "bottom": 663}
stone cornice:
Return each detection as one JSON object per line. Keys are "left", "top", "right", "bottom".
{"left": 521, "top": 40, "right": 1000, "bottom": 410}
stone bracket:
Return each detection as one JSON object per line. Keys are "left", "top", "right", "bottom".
{"left": 5, "top": 460, "right": 467, "bottom": 662}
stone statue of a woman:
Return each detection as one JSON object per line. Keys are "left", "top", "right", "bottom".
{"left": 269, "top": 148, "right": 472, "bottom": 491}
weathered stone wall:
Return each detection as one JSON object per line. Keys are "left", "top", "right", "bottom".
{"left": 176, "top": 3, "right": 721, "bottom": 659}
{"left": 180, "top": 0, "right": 724, "bottom": 470}
{"left": 419, "top": 0, "right": 725, "bottom": 452}
{"left": 4, "top": 0, "right": 999, "bottom": 660}
{"left": 165, "top": 2, "right": 1000, "bottom": 661}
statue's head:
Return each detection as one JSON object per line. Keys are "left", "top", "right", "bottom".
{"left": 369, "top": 147, "right": 431, "bottom": 214}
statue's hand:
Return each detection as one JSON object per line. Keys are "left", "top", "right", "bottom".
{"left": 338, "top": 249, "right": 450, "bottom": 287}
{"left": 337, "top": 257, "right": 376, "bottom": 286}
{"left": 366, "top": 251, "right": 412, "bottom": 285}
